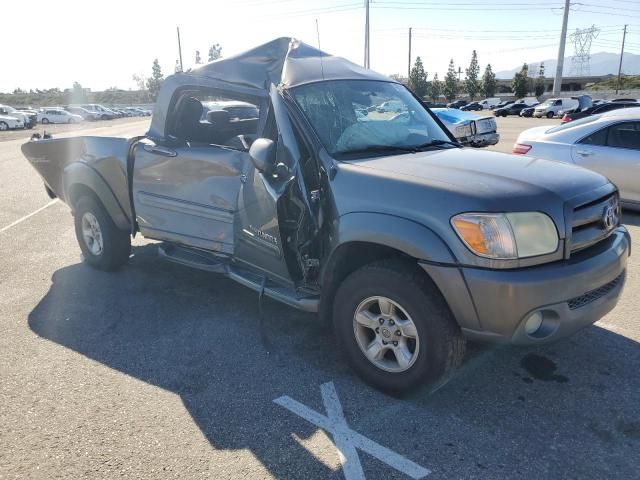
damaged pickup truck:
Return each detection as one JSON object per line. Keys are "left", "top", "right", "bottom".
{"left": 23, "top": 38, "right": 630, "bottom": 392}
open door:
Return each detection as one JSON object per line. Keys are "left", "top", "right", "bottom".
{"left": 234, "top": 84, "right": 321, "bottom": 288}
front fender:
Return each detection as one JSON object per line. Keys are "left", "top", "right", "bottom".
{"left": 63, "top": 163, "right": 131, "bottom": 231}
{"left": 334, "top": 212, "right": 456, "bottom": 264}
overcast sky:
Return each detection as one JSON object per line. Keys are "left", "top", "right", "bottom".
{"left": 2, "top": 0, "right": 639, "bottom": 92}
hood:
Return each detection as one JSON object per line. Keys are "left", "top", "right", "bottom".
{"left": 346, "top": 148, "right": 607, "bottom": 202}
{"left": 0, "top": 114, "right": 21, "bottom": 122}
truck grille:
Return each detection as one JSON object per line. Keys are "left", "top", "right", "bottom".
{"left": 570, "top": 192, "right": 620, "bottom": 253}
{"left": 567, "top": 273, "right": 624, "bottom": 310}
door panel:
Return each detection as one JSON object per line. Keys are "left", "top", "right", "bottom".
{"left": 133, "top": 142, "right": 249, "bottom": 254}
{"left": 233, "top": 85, "right": 307, "bottom": 286}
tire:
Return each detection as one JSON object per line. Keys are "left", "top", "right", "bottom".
{"left": 73, "top": 196, "right": 131, "bottom": 271}
{"left": 333, "top": 259, "right": 466, "bottom": 394}
{"left": 546, "top": 111, "right": 555, "bottom": 119}
{"left": 0, "top": 121, "right": 7, "bottom": 131}
{"left": 41, "top": 118, "right": 49, "bottom": 124}
{"left": 68, "top": 118, "right": 72, "bottom": 124}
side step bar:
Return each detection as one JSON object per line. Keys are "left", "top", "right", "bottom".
{"left": 158, "top": 244, "right": 319, "bottom": 313}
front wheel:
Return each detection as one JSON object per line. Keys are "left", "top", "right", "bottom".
{"left": 0, "top": 121, "right": 8, "bottom": 131}
{"left": 73, "top": 196, "right": 131, "bottom": 271}
{"left": 546, "top": 111, "right": 555, "bottom": 119}
{"left": 333, "top": 260, "right": 466, "bottom": 393}
{"left": 41, "top": 118, "right": 49, "bottom": 124}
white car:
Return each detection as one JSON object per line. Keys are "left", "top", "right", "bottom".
{"left": 514, "top": 107, "right": 640, "bottom": 209}
{"left": 478, "top": 97, "right": 500, "bottom": 109}
{"left": 0, "top": 114, "right": 24, "bottom": 131}
{"left": 432, "top": 108, "right": 499, "bottom": 147}
{"left": 533, "top": 98, "right": 579, "bottom": 118}
{"left": 38, "top": 109, "right": 83, "bottom": 124}
{"left": 0, "top": 104, "right": 37, "bottom": 129}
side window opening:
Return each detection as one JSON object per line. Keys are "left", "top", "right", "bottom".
{"left": 607, "top": 122, "right": 640, "bottom": 150}
{"left": 580, "top": 127, "right": 608, "bottom": 146}
{"left": 169, "top": 89, "right": 261, "bottom": 151}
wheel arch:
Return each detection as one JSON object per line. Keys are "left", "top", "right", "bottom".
{"left": 64, "top": 163, "right": 130, "bottom": 231}
{"left": 318, "top": 212, "right": 457, "bottom": 325}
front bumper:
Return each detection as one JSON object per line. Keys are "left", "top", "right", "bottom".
{"left": 421, "top": 227, "right": 630, "bottom": 345}
{"left": 470, "top": 132, "right": 499, "bottom": 147}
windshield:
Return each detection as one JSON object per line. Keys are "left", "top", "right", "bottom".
{"left": 291, "top": 80, "right": 451, "bottom": 158}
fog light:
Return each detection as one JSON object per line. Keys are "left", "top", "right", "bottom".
{"left": 524, "top": 311, "right": 543, "bottom": 335}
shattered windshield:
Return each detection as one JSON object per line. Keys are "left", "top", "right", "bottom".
{"left": 291, "top": 80, "right": 451, "bottom": 158}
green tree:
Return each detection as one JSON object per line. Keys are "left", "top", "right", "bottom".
{"left": 408, "top": 57, "right": 429, "bottom": 99}
{"left": 71, "top": 81, "right": 87, "bottom": 103}
{"left": 534, "top": 62, "right": 546, "bottom": 97}
{"left": 208, "top": 43, "right": 222, "bottom": 62}
{"left": 146, "top": 58, "right": 164, "bottom": 100}
{"left": 195, "top": 50, "right": 202, "bottom": 64}
{"left": 512, "top": 63, "right": 529, "bottom": 98}
{"left": 429, "top": 73, "right": 442, "bottom": 102}
{"left": 444, "top": 59, "right": 458, "bottom": 101}
{"left": 465, "top": 50, "right": 481, "bottom": 100}
{"left": 481, "top": 64, "right": 497, "bottom": 98}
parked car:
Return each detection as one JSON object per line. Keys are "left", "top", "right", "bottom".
{"left": 64, "top": 106, "right": 100, "bottom": 121}
{"left": 611, "top": 98, "right": 638, "bottom": 103}
{"left": 376, "top": 100, "right": 406, "bottom": 113}
{"left": 514, "top": 107, "right": 640, "bottom": 209}
{"left": 0, "top": 104, "right": 37, "bottom": 128}
{"left": 423, "top": 101, "right": 447, "bottom": 108}
{"left": 491, "top": 100, "right": 514, "bottom": 110}
{"left": 460, "top": 102, "right": 483, "bottom": 111}
{"left": 561, "top": 101, "right": 637, "bottom": 123}
{"left": 201, "top": 100, "right": 259, "bottom": 121}
{"left": 494, "top": 103, "right": 530, "bottom": 117}
{"left": 0, "top": 113, "right": 24, "bottom": 131}
{"left": 77, "top": 104, "right": 115, "bottom": 120}
{"left": 37, "top": 108, "right": 83, "bottom": 124}
{"left": 592, "top": 99, "right": 608, "bottom": 106}
{"left": 432, "top": 108, "right": 499, "bottom": 147}
{"left": 520, "top": 105, "right": 537, "bottom": 117}
{"left": 534, "top": 98, "right": 580, "bottom": 118}
{"left": 446, "top": 100, "right": 468, "bottom": 109}
{"left": 22, "top": 38, "right": 630, "bottom": 393}
{"left": 516, "top": 97, "right": 540, "bottom": 106}
{"left": 478, "top": 97, "right": 500, "bottom": 109}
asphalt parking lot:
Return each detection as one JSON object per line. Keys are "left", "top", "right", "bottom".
{"left": 1, "top": 116, "right": 638, "bottom": 479}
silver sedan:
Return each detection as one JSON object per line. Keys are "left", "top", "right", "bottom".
{"left": 514, "top": 107, "right": 640, "bottom": 209}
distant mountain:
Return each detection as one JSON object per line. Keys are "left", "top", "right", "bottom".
{"left": 495, "top": 51, "right": 640, "bottom": 78}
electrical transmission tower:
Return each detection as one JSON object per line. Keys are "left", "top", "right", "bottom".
{"left": 570, "top": 25, "right": 599, "bottom": 76}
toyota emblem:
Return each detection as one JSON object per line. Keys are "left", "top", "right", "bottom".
{"left": 602, "top": 204, "right": 618, "bottom": 231}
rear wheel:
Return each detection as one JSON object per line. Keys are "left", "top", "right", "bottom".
{"left": 41, "top": 118, "right": 49, "bottom": 124}
{"left": 73, "top": 196, "right": 131, "bottom": 271}
{"left": 333, "top": 260, "right": 466, "bottom": 393}
{"left": 546, "top": 111, "right": 555, "bottom": 119}
{"left": 0, "top": 121, "right": 7, "bottom": 131}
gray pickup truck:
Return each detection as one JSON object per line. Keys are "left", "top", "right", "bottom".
{"left": 22, "top": 38, "right": 630, "bottom": 393}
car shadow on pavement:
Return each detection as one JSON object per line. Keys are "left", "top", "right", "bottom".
{"left": 28, "top": 243, "right": 640, "bottom": 478}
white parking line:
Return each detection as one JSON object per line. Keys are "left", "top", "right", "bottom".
{"left": 274, "top": 382, "right": 431, "bottom": 479}
{"left": 0, "top": 199, "right": 59, "bottom": 233}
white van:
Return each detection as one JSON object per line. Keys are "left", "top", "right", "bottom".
{"left": 514, "top": 96, "right": 539, "bottom": 106}
{"left": 533, "top": 98, "right": 579, "bottom": 118}
{"left": 478, "top": 98, "right": 500, "bottom": 109}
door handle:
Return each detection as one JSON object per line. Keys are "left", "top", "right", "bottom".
{"left": 576, "top": 149, "right": 593, "bottom": 157}
{"left": 143, "top": 144, "right": 177, "bottom": 157}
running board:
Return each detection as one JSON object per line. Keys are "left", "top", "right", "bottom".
{"left": 227, "top": 267, "right": 319, "bottom": 313}
{"left": 158, "top": 244, "right": 228, "bottom": 273}
{"left": 158, "top": 244, "right": 319, "bottom": 313}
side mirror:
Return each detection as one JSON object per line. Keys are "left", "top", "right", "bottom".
{"left": 249, "top": 138, "right": 276, "bottom": 173}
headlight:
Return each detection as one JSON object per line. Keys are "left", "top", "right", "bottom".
{"left": 454, "top": 124, "right": 471, "bottom": 137}
{"left": 451, "top": 212, "right": 558, "bottom": 259}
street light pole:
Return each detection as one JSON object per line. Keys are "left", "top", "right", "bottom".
{"left": 552, "top": 0, "right": 570, "bottom": 96}
{"left": 408, "top": 27, "right": 412, "bottom": 79}
{"left": 364, "top": 0, "right": 370, "bottom": 68}
{"left": 176, "top": 26, "right": 184, "bottom": 72}
{"left": 616, "top": 25, "right": 628, "bottom": 94}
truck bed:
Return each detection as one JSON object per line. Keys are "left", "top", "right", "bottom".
{"left": 21, "top": 136, "right": 133, "bottom": 228}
